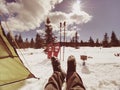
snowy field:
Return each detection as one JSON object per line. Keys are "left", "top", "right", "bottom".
{"left": 1, "top": 47, "right": 120, "bottom": 90}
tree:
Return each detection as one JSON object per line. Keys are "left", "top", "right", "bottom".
{"left": 119, "top": 39, "right": 120, "bottom": 46}
{"left": 30, "top": 38, "right": 35, "bottom": 48}
{"left": 102, "top": 33, "right": 109, "bottom": 47}
{"left": 110, "top": 31, "right": 119, "bottom": 46}
{"left": 75, "top": 32, "right": 79, "bottom": 43}
{"left": 25, "top": 38, "right": 29, "bottom": 48}
{"left": 71, "top": 37, "right": 75, "bottom": 43}
{"left": 95, "top": 38, "right": 100, "bottom": 47}
{"left": 15, "top": 34, "right": 18, "bottom": 43}
{"left": 45, "top": 18, "right": 55, "bottom": 45}
{"left": 88, "top": 36, "right": 94, "bottom": 46}
{"left": 18, "top": 34, "right": 23, "bottom": 43}
{"left": 6, "top": 32, "right": 13, "bottom": 46}
{"left": 75, "top": 32, "right": 79, "bottom": 48}
{"left": 35, "top": 33, "right": 43, "bottom": 48}
{"left": 12, "top": 34, "right": 19, "bottom": 48}
{"left": 6, "top": 32, "right": 17, "bottom": 48}
{"left": 18, "top": 34, "right": 23, "bottom": 48}
{"left": 80, "top": 40, "right": 83, "bottom": 46}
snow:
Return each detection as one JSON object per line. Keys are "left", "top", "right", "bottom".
{"left": 8, "top": 47, "right": 120, "bottom": 90}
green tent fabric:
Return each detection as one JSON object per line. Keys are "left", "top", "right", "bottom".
{"left": 0, "top": 24, "right": 34, "bottom": 86}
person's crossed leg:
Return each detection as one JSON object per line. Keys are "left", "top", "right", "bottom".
{"left": 45, "top": 55, "right": 86, "bottom": 90}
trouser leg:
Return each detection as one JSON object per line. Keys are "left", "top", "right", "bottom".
{"left": 45, "top": 71, "right": 65, "bottom": 90}
{"left": 66, "top": 72, "right": 86, "bottom": 90}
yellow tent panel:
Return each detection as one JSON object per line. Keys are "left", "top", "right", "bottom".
{"left": 0, "top": 23, "right": 34, "bottom": 86}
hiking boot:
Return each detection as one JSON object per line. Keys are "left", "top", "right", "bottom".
{"left": 51, "top": 57, "right": 61, "bottom": 72}
{"left": 66, "top": 55, "right": 76, "bottom": 81}
{"left": 51, "top": 57, "right": 66, "bottom": 80}
{"left": 51, "top": 57, "right": 66, "bottom": 75}
{"left": 67, "top": 55, "right": 76, "bottom": 73}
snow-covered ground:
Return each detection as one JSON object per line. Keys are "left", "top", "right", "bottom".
{"left": 2, "top": 47, "right": 120, "bottom": 90}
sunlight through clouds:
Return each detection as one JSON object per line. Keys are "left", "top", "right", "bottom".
{"left": 72, "top": 0, "right": 81, "bottom": 14}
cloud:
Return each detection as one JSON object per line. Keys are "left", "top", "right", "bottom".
{"left": 0, "top": 0, "right": 92, "bottom": 41}
{"left": 69, "top": 11, "right": 92, "bottom": 24}
{"left": 47, "top": 11, "right": 92, "bottom": 31}
{"left": 0, "top": 0, "right": 9, "bottom": 14}
{"left": 0, "top": 0, "right": 63, "bottom": 31}
{"left": 48, "top": 12, "right": 68, "bottom": 25}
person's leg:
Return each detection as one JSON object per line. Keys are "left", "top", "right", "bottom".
{"left": 66, "top": 55, "right": 86, "bottom": 90}
{"left": 44, "top": 57, "right": 66, "bottom": 90}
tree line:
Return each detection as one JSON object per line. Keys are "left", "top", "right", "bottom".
{"left": 6, "top": 30, "right": 120, "bottom": 49}
{"left": 61, "top": 31, "right": 120, "bottom": 48}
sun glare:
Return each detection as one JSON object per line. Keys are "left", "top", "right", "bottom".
{"left": 72, "top": 0, "right": 81, "bottom": 14}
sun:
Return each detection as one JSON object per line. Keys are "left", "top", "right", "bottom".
{"left": 72, "top": 0, "right": 82, "bottom": 14}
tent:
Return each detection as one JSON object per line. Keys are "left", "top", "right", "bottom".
{"left": 0, "top": 23, "right": 35, "bottom": 86}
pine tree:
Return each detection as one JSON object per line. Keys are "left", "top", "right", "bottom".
{"left": 110, "top": 31, "right": 119, "bottom": 46}
{"left": 119, "top": 39, "right": 120, "bottom": 46}
{"left": 6, "top": 32, "right": 18, "bottom": 48}
{"left": 80, "top": 40, "right": 83, "bottom": 44}
{"left": 15, "top": 34, "right": 18, "bottom": 43}
{"left": 18, "top": 34, "right": 23, "bottom": 48}
{"left": 75, "top": 32, "right": 78, "bottom": 43}
{"left": 13, "top": 34, "right": 18, "bottom": 48}
{"left": 88, "top": 36, "right": 94, "bottom": 46}
{"left": 25, "top": 38, "right": 29, "bottom": 48}
{"left": 95, "top": 38, "right": 100, "bottom": 47}
{"left": 45, "top": 18, "right": 55, "bottom": 45}
{"left": 35, "top": 33, "right": 43, "bottom": 48}
{"left": 18, "top": 34, "right": 23, "bottom": 43}
{"left": 6, "top": 32, "right": 13, "bottom": 46}
{"left": 75, "top": 32, "right": 79, "bottom": 48}
{"left": 30, "top": 38, "right": 35, "bottom": 48}
{"left": 102, "top": 33, "right": 109, "bottom": 47}
{"left": 80, "top": 40, "right": 84, "bottom": 46}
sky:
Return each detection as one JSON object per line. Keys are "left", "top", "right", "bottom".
{"left": 0, "top": 0, "right": 120, "bottom": 42}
